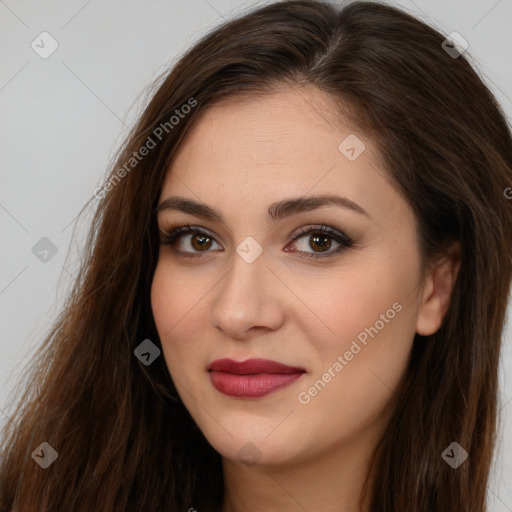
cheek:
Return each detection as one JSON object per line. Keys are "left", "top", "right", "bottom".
{"left": 335, "top": 251, "right": 419, "bottom": 379}
{"left": 151, "top": 258, "right": 203, "bottom": 333}
{"left": 151, "top": 262, "right": 193, "bottom": 373}
{"left": 294, "top": 296, "right": 415, "bottom": 448}
{"left": 294, "top": 243, "right": 420, "bottom": 425}
{"left": 151, "top": 259, "right": 216, "bottom": 381}
{"left": 151, "top": 262, "right": 174, "bottom": 336}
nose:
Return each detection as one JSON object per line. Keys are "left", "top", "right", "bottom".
{"left": 210, "top": 250, "right": 285, "bottom": 340}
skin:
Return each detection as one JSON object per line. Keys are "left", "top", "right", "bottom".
{"left": 150, "top": 85, "right": 460, "bottom": 512}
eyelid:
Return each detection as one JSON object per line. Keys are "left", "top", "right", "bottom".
{"left": 288, "top": 223, "right": 353, "bottom": 246}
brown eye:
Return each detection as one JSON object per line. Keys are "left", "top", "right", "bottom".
{"left": 160, "top": 224, "right": 222, "bottom": 258}
{"left": 190, "top": 234, "right": 213, "bottom": 251}
{"left": 309, "top": 233, "right": 332, "bottom": 252}
{"left": 160, "top": 223, "right": 354, "bottom": 261}
{"left": 285, "top": 224, "right": 354, "bottom": 260}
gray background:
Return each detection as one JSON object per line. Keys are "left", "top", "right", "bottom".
{"left": 1, "top": 0, "right": 511, "bottom": 507}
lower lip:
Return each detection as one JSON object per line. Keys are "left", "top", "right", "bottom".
{"left": 209, "top": 371, "right": 305, "bottom": 398}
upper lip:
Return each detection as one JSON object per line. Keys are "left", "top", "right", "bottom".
{"left": 208, "top": 358, "right": 306, "bottom": 375}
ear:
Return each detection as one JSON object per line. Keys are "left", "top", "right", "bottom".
{"left": 416, "top": 241, "right": 461, "bottom": 336}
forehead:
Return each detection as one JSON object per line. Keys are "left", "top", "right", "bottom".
{"left": 159, "top": 86, "right": 389, "bottom": 214}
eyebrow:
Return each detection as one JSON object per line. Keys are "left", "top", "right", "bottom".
{"left": 156, "top": 194, "right": 371, "bottom": 223}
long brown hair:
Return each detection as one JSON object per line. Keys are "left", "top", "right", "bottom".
{"left": 1, "top": 1, "right": 511, "bottom": 510}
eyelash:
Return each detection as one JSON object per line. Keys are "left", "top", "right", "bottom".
{"left": 159, "top": 223, "right": 355, "bottom": 260}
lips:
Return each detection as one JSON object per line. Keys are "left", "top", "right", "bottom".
{"left": 208, "top": 358, "right": 305, "bottom": 374}
{"left": 208, "top": 358, "right": 306, "bottom": 398}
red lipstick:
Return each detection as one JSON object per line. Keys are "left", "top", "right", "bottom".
{"left": 208, "top": 358, "right": 306, "bottom": 398}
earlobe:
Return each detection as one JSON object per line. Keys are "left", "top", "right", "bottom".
{"left": 416, "top": 242, "right": 461, "bottom": 336}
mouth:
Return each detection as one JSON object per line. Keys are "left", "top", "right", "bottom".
{"left": 207, "top": 358, "right": 306, "bottom": 398}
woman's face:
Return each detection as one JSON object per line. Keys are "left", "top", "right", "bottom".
{"left": 151, "top": 85, "right": 430, "bottom": 468}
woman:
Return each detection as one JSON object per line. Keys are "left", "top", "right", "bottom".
{"left": 1, "top": 1, "right": 511, "bottom": 511}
